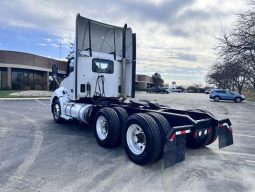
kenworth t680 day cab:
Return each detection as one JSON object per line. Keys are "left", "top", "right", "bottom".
{"left": 50, "top": 14, "right": 233, "bottom": 167}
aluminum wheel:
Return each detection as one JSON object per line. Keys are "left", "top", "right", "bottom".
{"left": 96, "top": 116, "right": 108, "bottom": 140}
{"left": 126, "top": 124, "right": 146, "bottom": 155}
{"left": 53, "top": 103, "right": 60, "bottom": 120}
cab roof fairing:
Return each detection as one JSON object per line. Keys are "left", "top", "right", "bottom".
{"left": 75, "top": 14, "right": 133, "bottom": 62}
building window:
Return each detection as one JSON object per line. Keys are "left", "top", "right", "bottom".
{"left": 0, "top": 67, "right": 8, "bottom": 90}
{"left": 34, "top": 72, "right": 44, "bottom": 90}
{"left": 11, "top": 68, "right": 47, "bottom": 90}
{"left": 23, "top": 71, "right": 34, "bottom": 90}
{"left": 12, "top": 69, "right": 23, "bottom": 90}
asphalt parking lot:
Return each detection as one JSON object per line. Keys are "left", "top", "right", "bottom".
{"left": 0, "top": 93, "right": 255, "bottom": 192}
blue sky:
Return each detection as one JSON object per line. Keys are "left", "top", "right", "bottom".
{"left": 0, "top": 26, "right": 69, "bottom": 59}
{"left": 0, "top": 0, "right": 248, "bottom": 86}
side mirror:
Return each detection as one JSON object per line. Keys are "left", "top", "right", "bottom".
{"left": 52, "top": 64, "right": 58, "bottom": 78}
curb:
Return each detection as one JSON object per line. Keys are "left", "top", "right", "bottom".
{"left": 0, "top": 97, "right": 51, "bottom": 101}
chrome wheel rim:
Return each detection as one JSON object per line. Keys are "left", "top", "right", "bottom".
{"left": 96, "top": 116, "right": 108, "bottom": 140}
{"left": 53, "top": 103, "right": 60, "bottom": 120}
{"left": 236, "top": 98, "right": 241, "bottom": 102}
{"left": 126, "top": 124, "right": 146, "bottom": 155}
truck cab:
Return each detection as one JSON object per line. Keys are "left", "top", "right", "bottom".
{"left": 61, "top": 51, "right": 123, "bottom": 100}
{"left": 52, "top": 14, "right": 136, "bottom": 103}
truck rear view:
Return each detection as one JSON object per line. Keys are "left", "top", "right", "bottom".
{"left": 50, "top": 14, "right": 233, "bottom": 168}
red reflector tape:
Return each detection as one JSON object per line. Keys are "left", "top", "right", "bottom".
{"left": 176, "top": 130, "right": 191, "bottom": 135}
{"left": 169, "top": 133, "right": 175, "bottom": 141}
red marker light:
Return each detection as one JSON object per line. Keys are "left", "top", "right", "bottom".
{"left": 169, "top": 133, "right": 176, "bottom": 142}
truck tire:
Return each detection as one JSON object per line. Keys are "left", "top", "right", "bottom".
{"left": 147, "top": 112, "right": 172, "bottom": 160}
{"left": 94, "top": 107, "right": 121, "bottom": 148}
{"left": 113, "top": 107, "right": 128, "bottom": 145}
{"left": 191, "top": 108, "right": 217, "bottom": 146}
{"left": 186, "top": 126, "right": 213, "bottom": 149}
{"left": 52, "top": 98, "right": 64, "bottom": 123}
{"left": 186, "top": 134, "right": 209, "bottom": 149}
{"left": 205, "top": 125, "right": 219, "bottom": 146}
{"left": 122, "top": 113, "right": 162, "bottom": 165}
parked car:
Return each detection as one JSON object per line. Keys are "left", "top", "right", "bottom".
{"left": 146, "top": 86, "right": 169, "bottom": 94}
{"left": 170, "top": 88, "right": 182, "bottom": 93}
{"left": 209, "top": 89, "right": 245, "bottom": 103}
{"left": 204, "top": 89, "right": 211, "bottom": 94}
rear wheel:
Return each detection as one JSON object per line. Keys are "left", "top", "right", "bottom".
{"left": 205, "top": 126, "right": 219, "bottom": 146}
{"left": 94, "top": 107, "right": 121, "bottom": 148}
{"left": 147, "top": 112, "right": 172, "bottom": 160}
{"left": 191, "top": 108, "right": 218, "bottom": 146}
{"left": 113, "top": 107, "right": 128, "bottom": 145}
{"left": 186, "top": 131, "right": 211, "bottom": 149}
{"left": 122, "top": 113, "right": 162, "bottom": 165}
{"left": 214, "top": 96, "right": 220, "bottom": 102}
{"left": 52, "top": 98, "right": 64, "bottom": 123}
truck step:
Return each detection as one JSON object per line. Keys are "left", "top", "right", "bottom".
{"left": 60, "top": 114, "right": 73, "bottom": 120}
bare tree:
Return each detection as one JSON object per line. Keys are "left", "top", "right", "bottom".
{"left": 208, "top": 0, "right": 255, "bottom": 94}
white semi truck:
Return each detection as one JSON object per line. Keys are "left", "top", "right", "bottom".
{"left": 50, "top": 14, "right": 233, "bottom": 167}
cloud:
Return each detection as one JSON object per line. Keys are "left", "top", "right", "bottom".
{"left": 37, "top": 43, "right": 47, "bottom": 46}
{"left": 174, "top": 53, "right": 197, "bottom": 62}
{"left": 37, "top": 37, "right": 72, "bottom": 49}
{"left": 45, "top": 38, "right": 52, "bottom": 43}
{"left": 0, "top": 0, "right": 248, "bottom": 85}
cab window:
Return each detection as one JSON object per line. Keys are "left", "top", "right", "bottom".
{"left": 92, "top": 58, "right": 114, "bottom": 74}
{"left": 66, "top": 57, "right": 75, "bottom": 76}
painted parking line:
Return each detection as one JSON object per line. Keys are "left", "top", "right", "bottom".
{"left": 233, "top": 134, "right": 255, "bottom": 138}
{"left": 234, "top": 130, "right": 254, "bottom": 134}
{"left": 2, "top": 113, "right": 43, "bottom": 191}
{"left": 232, "top": 122, "right": 255, "bottom": 126}
{"left": 216, "top": 150, "right": 255, "bottom": 158}
{"left": 35, "top": 99, "right": 46, "bottom": 106}
{"left": 246, "top": 160, "right": 255, "bottom": 164}
{"left": 0, "top": 127, "right": 9, "bottom": 139}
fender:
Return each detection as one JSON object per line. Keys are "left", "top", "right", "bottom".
{"left": 50, "top": 87, "right": 70, "bottom": 115}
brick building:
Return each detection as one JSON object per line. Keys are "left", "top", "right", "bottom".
{"left": 135, "top": 74, "right": 154, "bottom": 90}
{"left": 0, "top": 50, "right": 66, "bottom": 90}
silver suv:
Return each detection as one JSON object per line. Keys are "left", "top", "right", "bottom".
{"left": 209, "top": 89, "right": 245, "bottom": 103}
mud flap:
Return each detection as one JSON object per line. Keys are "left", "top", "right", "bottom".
{"left": 164, "top": 135, "right": 186, "bottom": 168}
{"left": 218, "top": 119, "right": 233, "bottom": 149}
